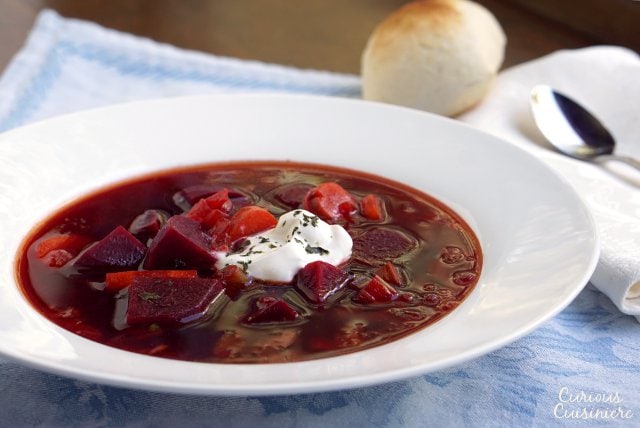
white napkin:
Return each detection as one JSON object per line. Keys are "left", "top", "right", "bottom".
{"left": 459, "top": 46, "right": 640, "bottom": 321}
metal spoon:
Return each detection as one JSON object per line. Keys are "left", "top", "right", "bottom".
{"left": 530, "top": 84, "right": 640, "bottom": 170}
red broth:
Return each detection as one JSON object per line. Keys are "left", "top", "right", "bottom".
{"left": 16, "top": 161, "right": 482, "bottom": 363}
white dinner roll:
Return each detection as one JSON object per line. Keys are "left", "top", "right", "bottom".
{"left": 361, "top": 0, "right": 506, "bottom": 116}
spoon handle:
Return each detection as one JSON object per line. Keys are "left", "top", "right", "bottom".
{"left": 595, "top": 154, "right": 640, "bottom": 171}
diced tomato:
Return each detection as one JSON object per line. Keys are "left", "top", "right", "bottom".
{"left": 203, "top": 188, "right": 233, "bottom": 213}
{"left": 241, "top": 296, "right": 300, "bottom": 324}
{"left": 105, "top": 269, "right": 198, "bottom": 292}
{"left": 186, "top": 202, "right": 229, "bottom": 230}
{"left": 374, "top": 261, "right": 404, "bottom": 286}
{"left": 185, "top": 199, "right": 212, "bottom": 223}
{"left": 353, "top": 275, "right": 398, "bottom": 304}
{"left": 227, "top": 206, "right": 277, "bottom": 242}
{"left": 184, "top": 189, "right": 233, "bottom": 230}
{"left": 208, "top": 217, "right": 231, "bottom": 250}
{"left": 302, "top": 182, "right": 357, "bottom": 222}
{"left": 359, "top": 194, "right": 385, "bottom": 221}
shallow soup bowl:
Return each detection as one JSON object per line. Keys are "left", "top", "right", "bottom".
{"left": 0, "top": 94, "right": 598, "bottom": 395}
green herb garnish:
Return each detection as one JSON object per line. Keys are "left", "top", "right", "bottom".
{"left": 305, "top": 245, "right": 329, "bottom": 255}
{"left": 138, "top": 291, "right": 161, "bottom": 301}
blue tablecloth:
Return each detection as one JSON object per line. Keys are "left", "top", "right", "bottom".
{"left": 0, "top": 11, "right": 638, "bottom": 427}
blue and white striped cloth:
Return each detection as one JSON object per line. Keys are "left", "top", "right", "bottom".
{"left": 1, "top": 11, "right": 638, "bottom": 427}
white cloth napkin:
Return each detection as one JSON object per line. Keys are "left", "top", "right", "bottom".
{"left": 0, "top": 11, "right": 638, "bottom": 320}
{"left": 459, "top": 46, "right": 640, "bottom": 321}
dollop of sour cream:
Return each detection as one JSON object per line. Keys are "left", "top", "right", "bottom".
{"left": 215, "top": 209, "right": 352, "bottom": 283}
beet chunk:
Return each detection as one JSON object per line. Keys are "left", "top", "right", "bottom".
{"left": 296, "top": 261, "right": 350, "bottom": 304}
{"left": 353, "top": 275, "right": 398, "bottom": 304}
{"left": 74, "top": 226, "right": 146, "bottom": 270}
{"left": 270, "top": 183, "right": 314, "bottom": 209}
{"left": 129, "top": 209, "right": 169, "bottom": 242}
{"left": 144, "top": 215, "right": 217, "bottom": 269}
{"left": 126, "top": 277, "right": 224, "bottom": 325}
{"left": 172, "top": 185, "right": 252, "bottom": 211}
{"left": 242, "top": 296, "right": 300, "bottom": 324}
{"left": 374, "top": 261, "right": 404, "bottom": 286}
{"left": 352, "top": 227, "right": 418, "bottom": 261}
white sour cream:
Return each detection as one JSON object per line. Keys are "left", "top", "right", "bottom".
{"left": 215, "top": 209, "right": 352, "bottom": 283}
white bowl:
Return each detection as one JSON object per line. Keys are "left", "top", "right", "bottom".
{"left": 0, "top": 94, "right": 598, "bottom": 395}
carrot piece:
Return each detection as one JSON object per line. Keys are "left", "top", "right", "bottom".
{"left": 35, "top": 234, "right": 90, "bottom": 259}
{"left": 35, "top": 234, "right": 90, "bottom": 267}
{"left": 227, "top": 206, "right": 277, "bottom": 242}
{"left": 360, "top": 194, "right": 385, "bottom": 221}
{"left": 105, "top": 269, "right": 198, "bottom": 292}
{"left": 302, "top": 182, "right": 357, "bottom": 221}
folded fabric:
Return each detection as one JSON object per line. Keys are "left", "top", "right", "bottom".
{"left": 0, "top": 10, "right": 360, "bottom": 133}
{"left": 459, "top": 46, "right": 640, "bottom": 321}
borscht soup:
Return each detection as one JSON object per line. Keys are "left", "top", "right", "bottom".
{"left": 16, "top": 161, "right": 481, "bottom": 363}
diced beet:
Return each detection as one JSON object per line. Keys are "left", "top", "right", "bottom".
{"left": 220, "top": 265, "right": 252, "bottom": 299}
{"left": 374, "top": 261, "right": 404, "bottom": 286}
{"left": 172, "top": 185, "right": 251, "bottom": 211}
{"left": 241, "top": 296, "right": 300, "bottom": 324}
{"left": 172, "top": 184, "right": 228, "bottom": 209}
{"left": 105, "top": 269, "right": 198, "bottom": 292}
{"left": 296, "top": 261, "right": 350, "bottom": 304}
{"left": 74, "top": 226, "right": 146, "bottom": 270}
{"left": 126, "top": 277, "right": 224, "bottom": 325}
{"left": 353, "top": 275, "right": 398, "bottom": 304}
{"left": 144, "top": 215, "right": 217, "bottom": 270}
{"left": 270, "top": 183, "right": 314, "bottom": 209}
{"left": 352, "top": 227, "right": 417, "bottom": 261}
{"left": 128, "top": 209, "right": 169, "bottom": 242}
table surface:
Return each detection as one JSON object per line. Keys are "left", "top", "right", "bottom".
{"left": 0, "top": 0, "right": 605, "bottom": 75}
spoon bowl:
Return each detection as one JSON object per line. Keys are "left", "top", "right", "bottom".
{"left": 530, "top": 85, "right": 639, "bottom": 170}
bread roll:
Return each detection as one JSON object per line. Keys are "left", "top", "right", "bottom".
{"left": 361, "top": 0, "right": 506, "bottom": 116}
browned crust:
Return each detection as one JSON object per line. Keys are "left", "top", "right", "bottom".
{"left": 368, "top": 0, "right": 463, "bottom": 54}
